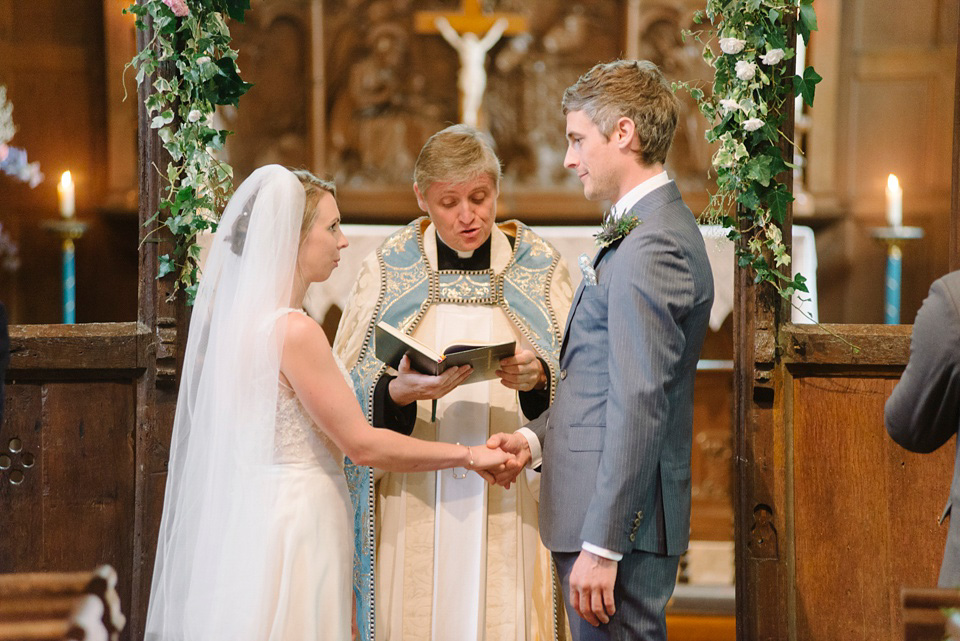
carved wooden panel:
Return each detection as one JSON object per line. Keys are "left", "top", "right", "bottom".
{"left": 691, "top": 367, "right": 734, "bottom": 541}
{"left": 802, "top": 0, "right": 958, "bottom": 323}
{"left": 792, "top": 375, "right": 953, "bottom": 640}
{"left": 0, "top": 380, "right": 136, "bottom": 638}
{"left": 224, "top": 0, "right": 318, "bottom": 180}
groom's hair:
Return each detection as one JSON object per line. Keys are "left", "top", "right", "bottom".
{"left": 562, "top": 59, "right": 680, "bottom": 166}
{"left": 413, "top": 124, "right": 502, "bottom": 195}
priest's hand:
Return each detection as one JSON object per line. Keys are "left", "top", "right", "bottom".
{"left": 476, "top": 432, "right": 531, "bottom": 488}
{"left": 496, "top": 349, "right": 547, "bottom": 391}
{"left": 570, "top": 549, "right": 618, "bottom": 626}
{"left": 388, "top": 355, "right": 473, "bottom": 406}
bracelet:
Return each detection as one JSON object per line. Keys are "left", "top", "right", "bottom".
{"left": 453, "top": 442, "right": 473, "bottom": 479}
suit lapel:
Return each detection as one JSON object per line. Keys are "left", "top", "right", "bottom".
{"left": 558, "top": 183, "right": 683, "bottom": 359}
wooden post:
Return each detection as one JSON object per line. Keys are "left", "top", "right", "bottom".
{"left": 130, "top": 2, "right": 188, "bottom": 637}
{"left": 951, "top": 7, "right": 960, "bottom": 273}
{"left": 733, "top": 18, "right": 796, "bottom": 641}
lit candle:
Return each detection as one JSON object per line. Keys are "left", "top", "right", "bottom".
{"left": 886, "top": 174, "right": 902, "bottom": 228}
{"left": 58, "top": 171, "right": 75, "bottom": 218}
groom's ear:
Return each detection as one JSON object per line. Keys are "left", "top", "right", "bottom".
{"left": 413, "top": 183, "right": 429, "bottom": 213}
{"left": 613, "top": 116, "right": 638, "bottom": 152}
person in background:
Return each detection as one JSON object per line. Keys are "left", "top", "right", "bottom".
{"left": 885, "top": 269, "right": 960, "bottom": 587}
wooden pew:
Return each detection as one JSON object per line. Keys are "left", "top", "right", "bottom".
{"left": 901, "top": 587, "right": 960, "bottom": 641}
{"left": 0, "top": 566, "right": 125, "bottom": 641}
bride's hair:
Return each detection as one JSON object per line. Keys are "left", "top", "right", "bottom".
{"left": 227, "top": 169, "right": 336, "bottom": 256}
{"left": 291, "top": 169, "right": 336, "bottom": 244}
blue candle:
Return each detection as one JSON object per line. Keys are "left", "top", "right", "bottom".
{"left": 884, "top": 244, "right": 901, "bottom": 324}
{"left": 63, "top": 238, "right": 75, "bottom": 324}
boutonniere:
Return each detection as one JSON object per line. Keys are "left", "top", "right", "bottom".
{"left": 594, "top": 211, "right": 642, "bottom": 248}
{"left": 577, "top": 253, "right": 597, "bottom": 286}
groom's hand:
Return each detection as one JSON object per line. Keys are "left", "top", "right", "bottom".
{"left": 477, "top": 432, "right": 531, "bottom": 488}
{"left": 388, "top": 355, "right": 473, "bottom": 406}
{"left": 569, "top": 549, "right": 618, "bottom": 626}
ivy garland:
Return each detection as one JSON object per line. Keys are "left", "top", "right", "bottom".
{"left": 125, "top": 0, "right": 252, "bottom": 303}
{"left": 678, "top": 0, "right": 821, "bottom": 303}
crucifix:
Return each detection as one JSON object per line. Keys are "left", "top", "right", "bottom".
{"left": 415, "top": 0, "right": 528, "bottom": 129}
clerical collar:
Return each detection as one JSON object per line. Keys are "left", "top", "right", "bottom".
{"left": 610, "top": 171, "right": 671, "bottom": 220}
{"left": 435, "top": 231, "right": 493, "bottom": 271}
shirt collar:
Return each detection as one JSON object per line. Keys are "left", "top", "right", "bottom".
{"left": 610, "top": 171, "right": 671, "bottom": 220}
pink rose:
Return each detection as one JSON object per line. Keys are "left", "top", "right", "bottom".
{"left": 162, "top": 0, "right": 189, "bottom": 17}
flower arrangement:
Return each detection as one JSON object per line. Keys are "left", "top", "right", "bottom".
{"left": 125, "top": 0, "right": 252, "bottom": 303}
{"left": 678, "top": 0, "right": 821, "bottom": 302}
{"left": 0, "top": 85, "right": 43, "bottom": 188}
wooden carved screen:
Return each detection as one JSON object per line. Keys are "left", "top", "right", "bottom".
{"left": 0, "top": 8, "right": 184, "bottom": 641}
{"left": 735, "top": 7, "right": 960, "bottom": 641}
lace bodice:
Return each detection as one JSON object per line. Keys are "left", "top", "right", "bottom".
{"left": 273, "top": 310, "right": 354, "bottom": 467}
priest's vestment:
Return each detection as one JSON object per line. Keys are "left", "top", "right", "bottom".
{"left": 334, "top": 217, "right": 573, "bottom": 641}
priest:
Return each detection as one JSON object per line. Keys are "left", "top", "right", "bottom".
{"left": 333, "top": 125, "right": 572, "bottom": 641}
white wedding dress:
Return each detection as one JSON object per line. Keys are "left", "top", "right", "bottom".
{"left": 146, "top": 167, "right": 357, "bottom": 641}
{"left": 262, "top": 309, "right": 355, "bottom": 641}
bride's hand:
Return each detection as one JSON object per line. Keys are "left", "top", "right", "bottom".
{"left": 468, "top": 444, "right": 514, "bottom": 476}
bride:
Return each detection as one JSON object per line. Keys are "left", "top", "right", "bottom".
{"left": 144, "top": 165, "right": 511, "bottom": 641}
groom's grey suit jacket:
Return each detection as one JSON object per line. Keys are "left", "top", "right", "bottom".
{"left": 527, "top": 182, "right": 713, "bottom": 557}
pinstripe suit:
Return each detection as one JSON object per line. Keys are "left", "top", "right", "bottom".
{"left": 526, "top": 182, "right": 714, "bottom": 639}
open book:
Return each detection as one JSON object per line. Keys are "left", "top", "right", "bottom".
{"left": 374, "top": 320, "right": 516, "bottom": 384}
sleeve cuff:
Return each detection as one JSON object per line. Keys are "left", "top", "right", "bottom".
{"left": 516, "top": 426, "right": 542, "bottom": 469}
{"left": 581, "top": 542, "right": 623, "bottom": 562}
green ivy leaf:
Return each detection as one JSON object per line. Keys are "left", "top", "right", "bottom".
{"left": 793, "top": 66, "right": 822, "bottom": 107}
{"left": 767, "top": 185, "right": 794, "bottom": 223}
{"left": 744, "top": 155, "right": 776, "bottom": 187}
{"left": 799, "top": 1, "right": 818, "bottom": 33}
{"left": 738, "top": 189, "right": 761, "bottom": 211}
{"left": 157, "top": 254, "right": 176, "bottom": 279}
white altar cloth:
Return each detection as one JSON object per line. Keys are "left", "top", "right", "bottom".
{"left": 304, "top": 224, "right": 818, "bottom": 332}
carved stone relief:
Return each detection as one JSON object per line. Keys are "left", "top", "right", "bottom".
{"left": 324, "top": 0, "right": 621, "bottom": 189}
{"left": 222, "top": 1, "right": 315, "bottom": 180}
{"left": 220, "top": 1, "right": 715, "bottom": 195}
{"left": 632, "top": 3, "right": 715, "bottom": 194}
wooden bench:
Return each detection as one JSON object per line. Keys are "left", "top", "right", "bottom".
{"left": 0, "top": 565, "right": 125, "bottom": 641}
{"left": 902, "top": 587, "right": 960, "bottom": 641}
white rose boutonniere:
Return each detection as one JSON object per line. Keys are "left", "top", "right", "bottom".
{"left": 735, "top": 60, "right": 758, "bottom": 81}
{"left": 760, "top": 48, "right": 785, "bottom": 65}
{"left": 743, "top": 118, "right": 765, "bottom": 132}
{"left": 719, "top": 37, "right": 747, "bottom": 54}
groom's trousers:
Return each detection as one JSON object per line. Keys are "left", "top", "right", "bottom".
{"left": 553, "top": 550, "right": 680, "bottom": 641}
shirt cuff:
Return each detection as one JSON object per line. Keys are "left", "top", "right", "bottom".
{"left": 516, "top": 427, "right": 542, "bottom": 469}
{"left": 582, "top": 542, "right": 623, "bottom": 562}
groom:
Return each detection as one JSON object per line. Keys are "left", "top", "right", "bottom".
{"left": 486, "top": 59, "right": 714, "bottom": 640}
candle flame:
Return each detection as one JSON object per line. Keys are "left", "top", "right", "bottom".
{"left": 60, "top": 171, "right": 73, "bottom": 188}
{"left": 887, "top": 174, "right": 900, "bottom": 190}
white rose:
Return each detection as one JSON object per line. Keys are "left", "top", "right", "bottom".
{"left": 719, "top": 99, "right": 741, "bottom": 114}
{"left": 187, "top": 109, "right": 203, "bottom": 123}
{"left": 760, "top": 48, "right": 785, "bottom": 65}
{"left": 735, "top": 60, "right": 757, "bottom": 81}
{"left": 196, "top": 56, "right": 211, "bottom": 65}
{"left": 743, "top": 118, "right": 765, "bottom": 132}
{"left": 719, "top": 38, "right": 747, "bottom": 55}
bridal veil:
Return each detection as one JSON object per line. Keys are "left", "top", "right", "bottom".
{"left": 145, "top": 165, "right": 305, "bottom": 641}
